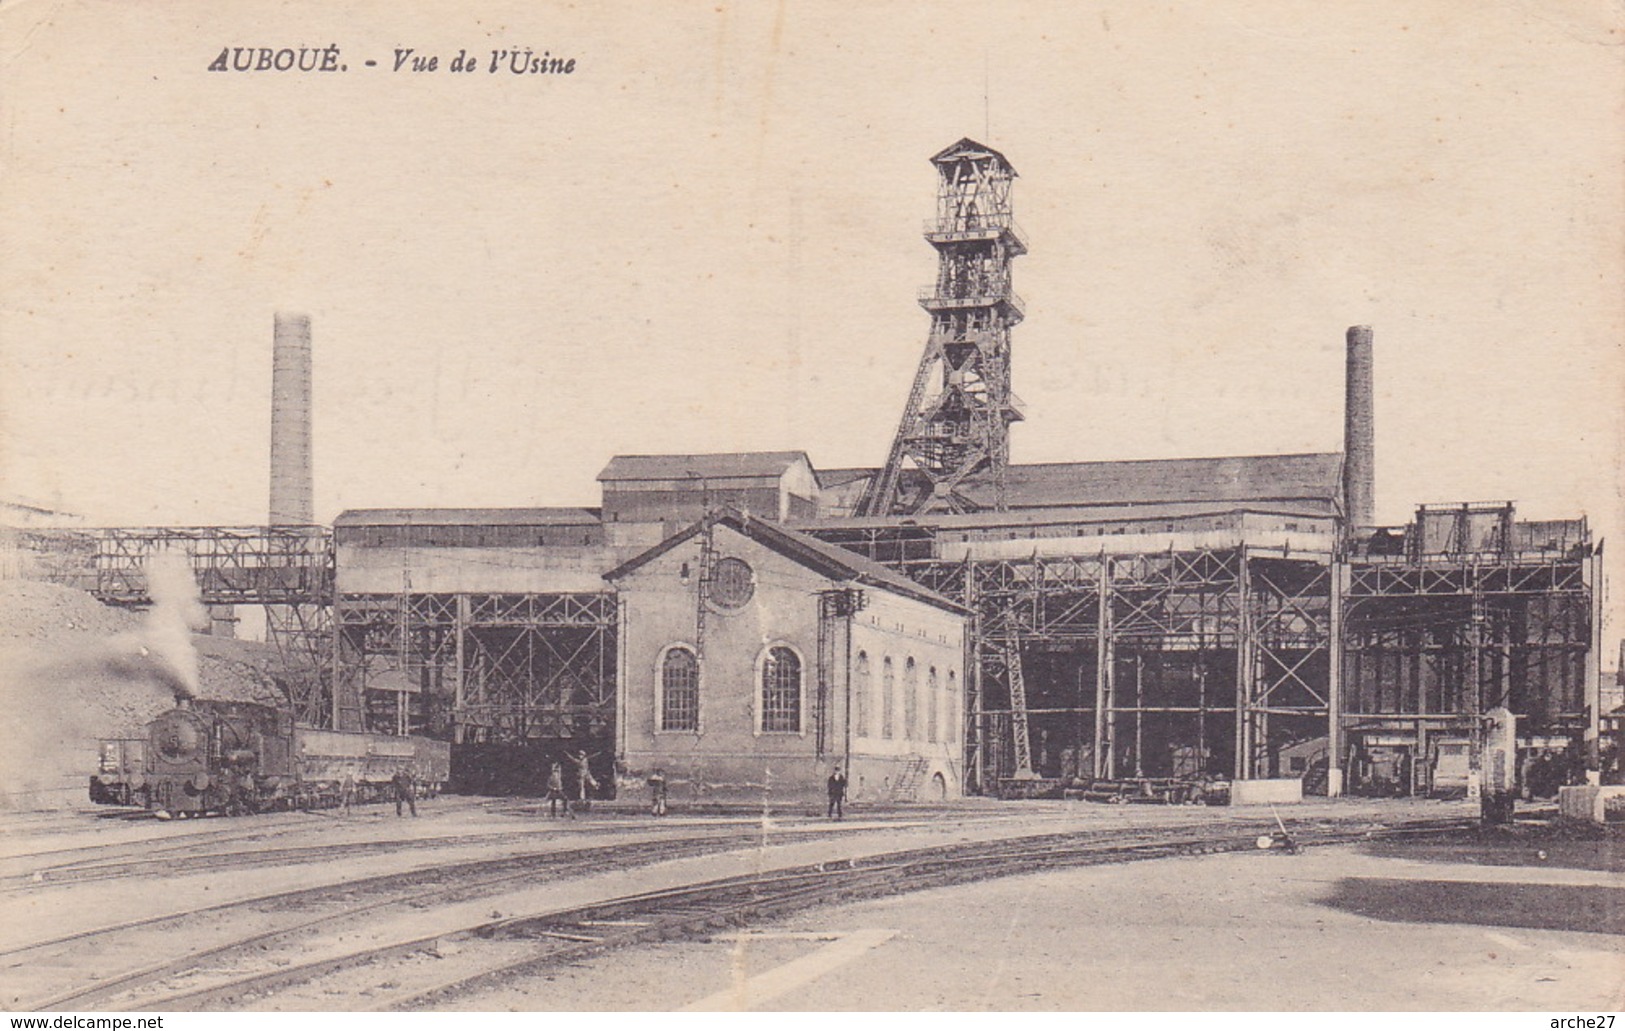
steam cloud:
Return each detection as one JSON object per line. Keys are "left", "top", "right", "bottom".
{"left": 135, "top": 551, "right": 209, "bottom": 699}
{"left": 0, "top": 556, "right": 209, "bottom": 809}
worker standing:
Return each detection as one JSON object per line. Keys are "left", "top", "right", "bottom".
{"left": 545, "top": 762, "right": 567, "bottom": 818}
{"left": 392, "top": 768, "right": 417, "bottom": 818}
{"left": 648, "top": 768, "right": 668, "bottom": 816}
{"left": 826, "top": 765, "right": 847, "bottom": 820}
{"left": 573, "top": 750, "right": 598, "bottom": 815}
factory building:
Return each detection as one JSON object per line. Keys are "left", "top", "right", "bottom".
{"left": 321, "top": 430, "right": 1598, "bottom": 799}
{"left": 34, "top": 138, "right": 1609, "bottom": 802}
{"left": 329, "top": 476, "right": 967, "bottom": 799}
{"left": 802, "top": 467, "right": 1597, "bottom": 798}
{"left": 598, "top": 452, "right": 820, "bottom": 537}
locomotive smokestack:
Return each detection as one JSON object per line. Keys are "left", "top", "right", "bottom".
{"left": 1343, "top": 324, "right": 1375, "bottom": 529}
{"left": 270, "top": 312, "right": 314, "bottom": 526}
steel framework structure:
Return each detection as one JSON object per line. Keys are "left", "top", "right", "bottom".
{"left": 1342, "top": 552, "right": 1594, "bottom": 741}
{"left": 331, "top": 591, "right": 617, "bottom": 744}
{"left": 805, "top": 522, "right": 1599, "bottom": 795}
{"left": 79, "top": 526, "right": 334, "bottom": 725}
{"left": 862, "top": 139, "right": 1026, "bottom": 516}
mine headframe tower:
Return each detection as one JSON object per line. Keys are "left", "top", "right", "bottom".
{"left": 860, "top": 138, "right": 1026, "bottom": 517}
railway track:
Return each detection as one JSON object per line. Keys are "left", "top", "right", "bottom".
{"left": 0, "top": 811, "right": 339, "bottom": 877}
{"left": 11, "top": 823, "right": 873, "bottom": 1011}
{"left": 5, "top": 805, "right": 1043, "bottom": 891}
{"left": 38, "top": 812, "right": 1472, "bottom": 1012}
{"left": 0, "top": 811, "right": 828, "bottom": 890}
{"left": 0, "top": 799, "right": 506, "bottom": 883}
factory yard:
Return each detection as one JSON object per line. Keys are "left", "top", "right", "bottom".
{"left": 518, "top": 829, "right": 1625, "bottom": 1013}
{"left": 2, "top": 796, "right": 1620, "bottom": 1012}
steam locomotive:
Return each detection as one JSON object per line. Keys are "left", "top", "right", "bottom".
{"left": 90, "top": 698, "right": 451, "bottom": 817}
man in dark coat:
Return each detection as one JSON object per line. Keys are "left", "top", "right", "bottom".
{"left": 392, "top": 768, "right": 417, "bottom": 817}
{"left": 826, "top": 765, "right": 847, "bottom": 820}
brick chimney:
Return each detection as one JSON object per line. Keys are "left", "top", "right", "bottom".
{"left": 1343, "top": 325, "right": 1375, "bottom": 528}
{"left": 269, "top": 312, "right": 314, "bottom": 525}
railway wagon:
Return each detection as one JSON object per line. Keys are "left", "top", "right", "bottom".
{"left": 89, "top": 698, "right": 450, "bottom": 816}
{"left": 292, "top": 725, "right": 451, "bottom": 809}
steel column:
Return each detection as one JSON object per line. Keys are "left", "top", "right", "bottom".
{"left": 1234, "top": 547, "right": 1252, "bottom": 780}
{"left": 1327, "top": 558, "right": 1345, "bottom": 796}
{"left": 1092, "top": 555, "right": 1114, "bottom": 779}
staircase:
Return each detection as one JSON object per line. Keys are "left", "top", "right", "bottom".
{"left": 891, "top": 756, "right": 931, "bottom": 801}
{"left": 1301, "top": 757, "right": 1330, "bottom": 796}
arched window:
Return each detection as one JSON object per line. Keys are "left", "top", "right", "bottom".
{"left": 854, "top": 651, "right": 872, "bottom": 738}
{"left": 903, "top": 658, "right": 919, "bottom": 742}
{"left": 946, "top": 670, "right": 958, "bottom": 744}
{"left": 927, "top": 666, "right": 940, "bottom": 743}
{"left": 659, "top": 646, "right": 698, "bottom": 732}
{"left": 881, "top": 657, "right": 896, "bottom": 739}
{"left": 760, "top": 646, "right": 801, "bottom": 733}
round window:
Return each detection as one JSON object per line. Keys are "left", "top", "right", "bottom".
{"left": 709, "top": 557, "right": 755, "bottom": 609}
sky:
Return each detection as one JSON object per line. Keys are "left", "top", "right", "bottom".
{"left": 1, "top": 1, "right": 1621, "bottom": 643}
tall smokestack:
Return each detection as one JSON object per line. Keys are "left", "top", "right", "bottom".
{"left": 270, "top": 312, "right": 314, "bottom": 525}
{"left": 1343, "top": 324, "right": 1375, "bottom": 528}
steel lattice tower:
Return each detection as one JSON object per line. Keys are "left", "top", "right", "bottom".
{"left": 861, "top": 139, "right": 1026, "bottom": 516}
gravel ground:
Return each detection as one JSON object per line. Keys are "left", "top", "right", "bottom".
{"left": 8, "top": 794, "right": 1614, "bottom": 1013}
{"left": 461, "top": 830, "right": 1625, "bottom": 1012}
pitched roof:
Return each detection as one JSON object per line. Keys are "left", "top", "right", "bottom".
{"left": 819, "top": 453, "right": 1343, "bottom": 513}
{"left": 597, "top": 452, "right": 812, "bottom": 484}
{"left": 604, "top": 508, "right": 966, "bottom": 615}
{"left": 930, "top": 137, "right": 1016, "bottom": 174}
{"left": 333, "top": 508, "right": 602, "bottom": 528}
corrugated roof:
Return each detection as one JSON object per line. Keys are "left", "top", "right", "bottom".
{"left": 793, "top": 499, "right": 1338, "bottom": 532}
{"left": 820, "top": 453, "right": 1342, "bottom": 511}
{"left": 604, "top": 508, "right": 966, "bottom": 615}
{"left": 333, "top": 508, "right": 602, "bottom": 528}
{"left": 597, "top": 452, "right": 812, "bottom": 483}
{"left": 997, "top": 453, "right": 1342, "bottom": 508}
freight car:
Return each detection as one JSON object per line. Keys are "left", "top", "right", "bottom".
{"left": 89, "top": 698, "right": 450, "bottom": 816}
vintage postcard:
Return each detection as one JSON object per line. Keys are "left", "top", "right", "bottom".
{"left": 1, "top": 0, "right": 1620, "bottom": 1017}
